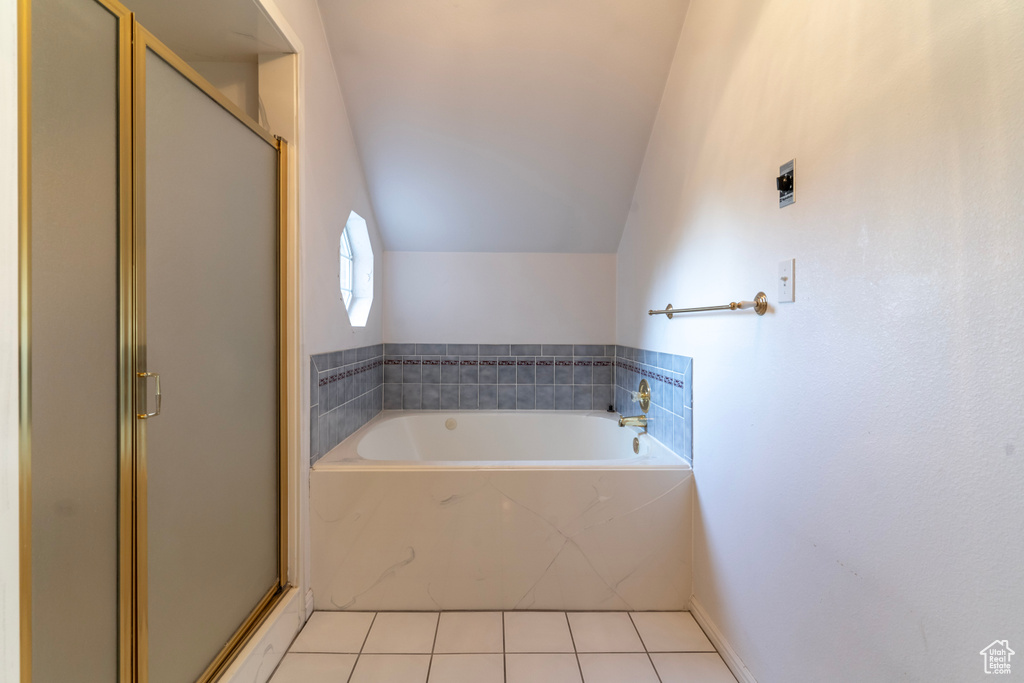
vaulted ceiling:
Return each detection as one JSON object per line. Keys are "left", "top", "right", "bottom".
{"left": 318, "top": 0, "right": 690, "bottom": 252}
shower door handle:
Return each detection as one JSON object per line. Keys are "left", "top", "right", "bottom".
{"left": 137, "top": 372, "right": 161, "bottom": 419}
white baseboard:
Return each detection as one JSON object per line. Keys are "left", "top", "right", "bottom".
{"left": 689, "top": 595, "right": 758, "bottom": 683}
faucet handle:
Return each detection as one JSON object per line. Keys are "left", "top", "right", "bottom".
{"left": 634, "top": 379, "right": 651, "bottom": 414}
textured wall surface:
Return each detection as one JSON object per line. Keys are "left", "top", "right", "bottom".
{"left": 616, "top": 1, "right": 1024, "bottom": 681}
{"left": 280, "top": 0, "right": 384, "bottom": 356}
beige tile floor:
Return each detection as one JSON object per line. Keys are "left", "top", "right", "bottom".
{"left": 271, "top": 611, "right": 737, "bottom": 683}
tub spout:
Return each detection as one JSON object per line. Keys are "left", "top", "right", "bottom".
{"left": 618, "top": 414, "right": 647, "bottom": 430}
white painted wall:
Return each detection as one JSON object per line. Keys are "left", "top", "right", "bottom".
{"left": 190, "top": 60, "right": 259, "bottom": 121}
{"left": 0, "top": 1, "right": 21, "bottom": 679}
{"left": 616, "top": 2, "right": 1024, "bottom": 682}
{"left": 268, "top": 0, "right": 384, "bottom": 357}
{"left": 384, "top": 252, "right": 615, "bottom": 343}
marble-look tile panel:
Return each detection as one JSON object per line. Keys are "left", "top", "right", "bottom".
{"left": 310, "top": 468, "right": 692, "bottom": 612}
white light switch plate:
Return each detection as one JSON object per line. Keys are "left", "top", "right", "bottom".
{"left": 778, "top": 258, "right": 795, "bottom": 303}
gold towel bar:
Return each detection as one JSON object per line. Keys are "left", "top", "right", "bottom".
{"left": 649, "top": 292, "right": 768, "bottom": 319}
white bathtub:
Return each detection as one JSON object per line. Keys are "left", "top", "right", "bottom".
{"left": 314, "top": 410, "right": 684, "bottom": 468}
{"left": 311, "top": 410, "right": 692, "bottom": 611}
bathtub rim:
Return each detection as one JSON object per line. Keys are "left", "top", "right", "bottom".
{"left": 313, "top": 409, "right": 691, "bottom": 472}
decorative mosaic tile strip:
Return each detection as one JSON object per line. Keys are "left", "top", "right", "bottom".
{"left": 614, "top": 359, "right": 685, "bottom": 388}
{"left": 318, "top": 358, "right": 382, "bottom": 386}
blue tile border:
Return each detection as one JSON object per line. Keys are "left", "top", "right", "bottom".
{"left": 613, "top": 345, "right": 693, "bottom": 465}
{"left": 310, "top": 343, "right": 383, "bottom": 465}
{"left": 312, "top": 342, "right": 692, "bottom": 467}
{"left": 383, "top": 344, "right": 617, "bottom": 413}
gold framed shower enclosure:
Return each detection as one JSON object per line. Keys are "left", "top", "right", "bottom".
{"left": 18, "top": 1, "right": 292, "bottom": 680}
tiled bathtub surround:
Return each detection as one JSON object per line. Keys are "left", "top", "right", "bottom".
{"left": 310, "top": 467, "right": 693, "bottom": 611}
{"left": 614, "top": 346, "right": 693, "bottom": 465}
{"left": 383, "top": 344, "right": 616, "bottom": 413}
{"left": 310, "top": 344, "right": 383, "bottom": 465}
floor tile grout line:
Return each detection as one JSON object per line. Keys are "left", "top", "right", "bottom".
{"left": 424, "top": 612, "right": 441, "bottom": 683}
{"left": 293, "top": 610, "right": 715, "bottom": 682}
{"left": 564, "top": 612, "right": 586, "bottom": 682}
{"left": 345, "top": 612, "right": 377, "bottom": 683}
{"left": 686, "top": 613, "right": 738, "bottom": 682}
{"left": 330, "top": 650, "right": 688, "bottom": 655}
{"left": 628, "top": 613, "right": 664, "bottom": 683}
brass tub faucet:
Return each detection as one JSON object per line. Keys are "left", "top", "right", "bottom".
{"left": 618, "top": 379, "right": 650, "bottom": 432}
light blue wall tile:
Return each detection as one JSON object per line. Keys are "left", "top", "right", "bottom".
{"left": 511, "top": 344, "right": 542, "bottom": 356}
{"left": 573, "top": 385, "right": 593, "bottom": 410}
{"left": 318, "top": 415, "right": 330, "bottom": 459}
{"left": 403, "top": 358, "right": 422, "bottom": 383}
{"left": 416, "top": 343, "right": 446, "bottom": 355}
{"left": 554, "top": 385, "right": 574, "bottom": 410}
{"left": 543, "top": 344, "right": 573, "bottom": 356}
{"left": 574, "top": 344, "right": 604, "bottom": 356}
{"left": 536, "top": 385, "right": 554, "bottom": 410}
{"left": 309, "top": 406, "right": 319, "bottom": 463}
{"left": 440, "top": 358, "right": 460, "bottom": 384}
{"left": 459, "top": 385, "right": 479, "bottom": 409}
{"left": 384, "top": 363, "right": 402, "bottom": 384}
{"left": 479, "top": 344, "right": 509, "bottom": 356}
{"left": 384, "top": 384, "right": 402, "bottom": 410}
{"left": 497, "top": 385, "right": 517, "bottom": 410}
{"left": 447, "top": 344, "right": 478, "bottom": 356}
{"left": 421, "top": 359, "right": 440, "bottom": 383}
{"left": 310, "top": 361, "right": 318, "bottom": 406}
{"left": 318, "top": 371, "right": 328, "bottom": 410}
{"left": 573, "top": 361, "right": 592, "bottom": 385}
{"left": 516, "top": 385, "right": 535, "bottom": 410}
{"left": 555, "top": 359, "right": 573, "bottom": 385}
{"left": 516, "top": 360, "right": 535, "bottom": 384}
{"left": 440, "top": 384, "right": 460, "bottom": 410}
{"left": 497, "top": 359, "right": 517, "bottom": 384}
{"left": 535, "top": 359, "right": 554, "bottom": 384}
{"left": 385, "top": 343, "right": 415, "bottom": 355}
{"left": 479, "top": 384, "right": 497, "bottom": 409}
{"left": 402, "top": 383, "right": 422, "bottom": 410}
{"left": 479, "top": 360, "right": 497, "bottom": 384}
{"left": 422, "top": 383, "right": 440, "bottom": 410}
{"left": 459, "top": 360, "right": 478, "bottom": 384}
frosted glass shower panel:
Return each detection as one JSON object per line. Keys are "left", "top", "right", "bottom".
{"left": 143, "top": 49, "right": 280, "bottom": 683}
{"left": 30, "top": 0, "right": 122, "bottom": 679}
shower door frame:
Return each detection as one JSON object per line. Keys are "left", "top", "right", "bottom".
{"left": 131, "top": 23, "right": 291, "bottom": 683}
{"left": 18, "top": 0, "right": 137, "bottom": 680}
{"left": 16, "top": 1, "right": 292, "bottom": 680}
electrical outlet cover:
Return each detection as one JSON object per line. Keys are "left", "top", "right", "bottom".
{"left": 778, "top": 258, "right": 795, "bottom": 303}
